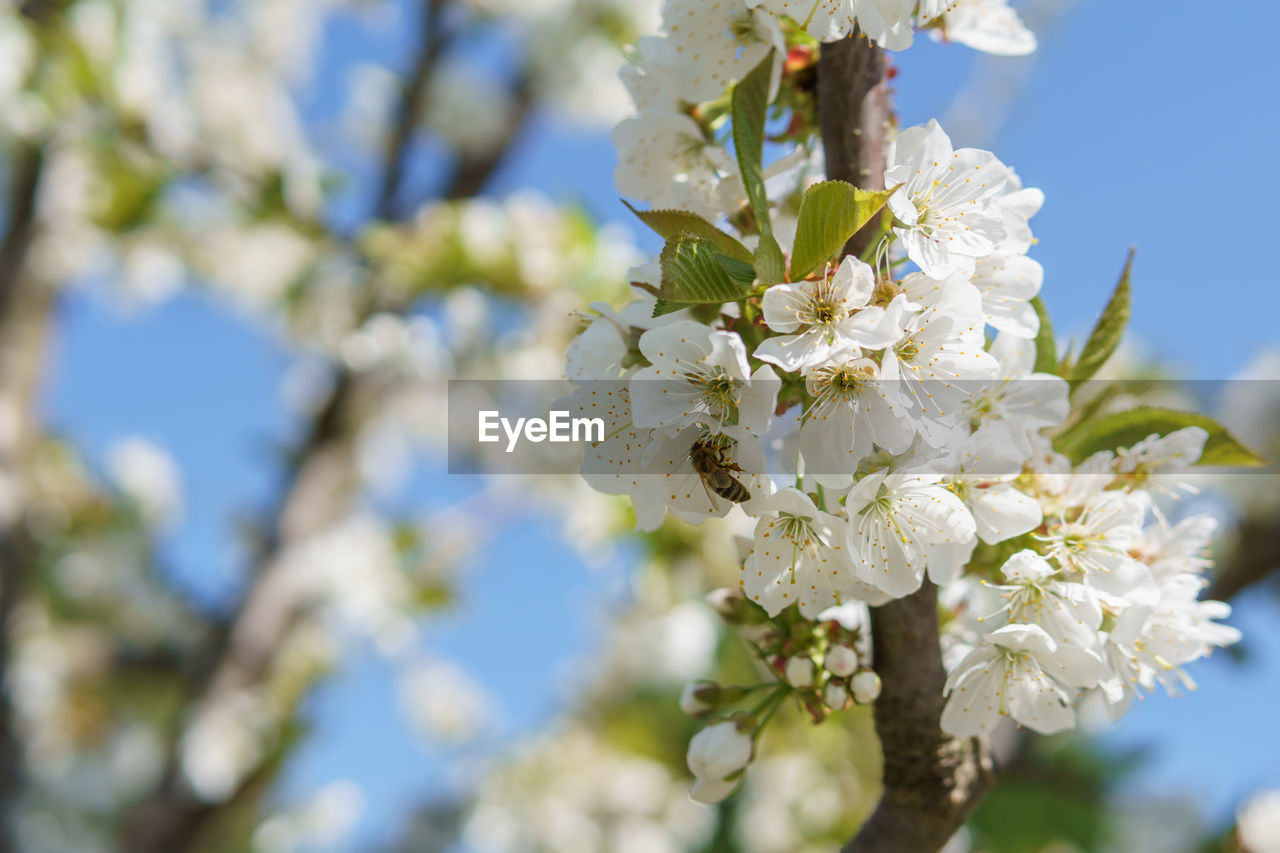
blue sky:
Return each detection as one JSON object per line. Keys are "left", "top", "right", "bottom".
{"left": 40, "top": 0, "right": 1280, "bottom": 849}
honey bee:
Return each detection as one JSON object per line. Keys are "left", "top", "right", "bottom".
{"left": 690, "top": 437, "right": 751, "bottom": 505}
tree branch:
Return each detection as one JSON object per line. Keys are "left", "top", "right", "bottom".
{"left": 844, "top": 582, "right": 993, "bottom": 853}
{"left": 375, "top": 0, "right": 452, "bottom": 221}
{"left": 1208, "top": 515, "right": 1280, "bottom": 603}
{"left": 820, "top": 34, "right": 993, "bottom": 853}
{"left": 0, "top": 144, "right": 54, "bottom": 853}
{"left": 119, "top": 7, "right": 537, "bottom": 849}
{"left": 818, "top": 33, "right": 890, "bottom": 258}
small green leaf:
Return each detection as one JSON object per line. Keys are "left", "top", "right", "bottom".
{"left": 1069, "top": 249, "right": 1134, "bottom": 386}
{"left": 652, "top": 298, "right": 683, "bottom": 317}
{"left": 732, "top": 51, "right": 783, "bottom": 283}
{"left": 622, "top": 201, "right": 753, "bottom": 263}
{"left": 790, "top": 181, "right": 896, "bottom": 280}
{"left": 1055, "top": 406, "right": 1265, "bottom": 467}
{"left": 754, "top": 235, "right": 786, "bottom": 285}
{"left": 718, "top": 254, "right": 759, "bottom": 284}
{"left": 1030, "top": 296, "right": 1057, "bottom": 375}
{"left": 655, "top": 234, "right": 754, "bottom": 314}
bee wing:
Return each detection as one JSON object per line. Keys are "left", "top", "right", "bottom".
{"left": 699, "top": 474, "right": 724, "bottom": 512}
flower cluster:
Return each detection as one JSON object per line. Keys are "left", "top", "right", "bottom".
{"left": 565, "top": 0, "right": 1247, "bottom": 805}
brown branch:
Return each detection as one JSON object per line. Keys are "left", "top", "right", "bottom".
{"left": 820, "top": 34, "right": 993, "bottom": 853}
{"left": 818, "top": 33, "right": 890, "bottom": 258}
{"left": 0, "top": 144, "right": 54, "bottom": 853}
{"left": 441, "top": 74, "right": 534, "bottom": 201}
{"left": 844, "top": 583, "right": 993, "bottom": 853}
{"left": 1208, "top": 515, "right": 1280, "bottom": 603}
{"left": 375, "top": 0, "right": 452, "bottom": 220}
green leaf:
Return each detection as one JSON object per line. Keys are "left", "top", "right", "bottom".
{"left": 754, "top": 235, "right": 786, "bottom": 285}
{"left": 1055, "top": 406, "right": 1265, "bottom": 467}
{"left": 718, "top": 254, "right": 758, "bottom": 284}
{"left": 654, "top": 234, "right": 754, "bottom": 316}
{"left": 731, "top": 50, "right": 784, "bottom": 284}
{"left": 651, "top": 298, "right": 683, "bottom": 317}
{"left": 1030, "top": 296, "right": 1057, "bottom": 375}
{"left": 621, "top": 201, "right": 753, "bottom": 263}
{"left": 1069, "top": 248, "right": 1134, "bottom": 386}
{"left": 790, "top": 181, "right": 896, "bottom": 280}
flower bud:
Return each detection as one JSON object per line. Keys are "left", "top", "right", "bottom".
{"left": 689, "top": 775, "right": 738, "bottom": 805}
{"left": 704, "top": 589, "right": 767, "bottom": 626}
{"left": 785, "top": 656, "right": 815, "bottom": 689}
{"left": 687, "top": 721, "right": 753, "bottom": 782}
{"left": 680, "top": 680, "right": 720, "bottom": 717}
{"left": 851, "top": 669, "right": 882, "bottom": 705}
{"left": 824, "top": 645, "right": 858, "bottom": 678}
{"left": 824, "top": 680, "right": 850, "bottom": 711}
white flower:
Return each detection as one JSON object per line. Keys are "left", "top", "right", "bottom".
{"left": 799, "top": 353, "right": 913, "bottom": 489}
{"left": 1131, "top": 513, "right": 1215, "bottom": 581}
{"left": 566, "top": 383, "right": 665, "bottom": 528}
{"left": 823, "top": 681, "right": 850, "bottom": 710}
{"left": 980, "top": 550, "right": 1102, "bottom": 650}
{"left": 107, "top": 438, "right": 184, "bottom": 529}
{"left": 687, "top": 721, "right": 753, "bottom": 802}
{"left": 929, "top": 0, "right": 1037, "bottom": 57}
{"left": 941, "top": 623, "right": 1104, "bottom": 736}
{"left": 1112, "top": 426, "right": 1208, "bottom": 495}
{"left": 749, "top": 0, "right": 917, "bottom": 50}
{"left": 640, "top": 2, "right": 780, "bottom": 105}
{"left": 964, "top": 332, "right": 1069, "bottom": 462}
{"left": 884, "top": 273, "right": 998, "bottom": 447}
{"left": 757, "top": 256, "right": 909, "bottom": 371}
{"left": 612, "top": 110, "right": 738, "bottom": 218}
{"left": 945, "top": 425, "right": 1042, "bottom": 546}
{"left": 632, "top": 428, "right": 775, "bottom": 527}
{"left": 565, "top": 295, "right": 685, "bottom": 381}
{"left": 399, "top": 660, "right": 492, "bottom": 744}
{"left": 844, "top": 470, "right": 977, "bottom": 597}
{"left": 973, "top": 253, "right": 1042, "bottom": 338}
{"left": 1236, "top": 789, "right": 1280, "bottom": 853}
{"left": 885, "top": 120, "right": 1017, "bottom": 278}
{"left": 631, "top": 321, "right": 779, "bottom": 438}
{"left": 1097, "top": 578, "right": 1240, "bottom": 720}
{"left": 741, "top": 488, "right": 890, "bottom": 618}
{"left": 1043, "top": 491, "right": 1154, "bottom": 599}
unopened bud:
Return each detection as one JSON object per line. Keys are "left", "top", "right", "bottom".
{"left": 851, "top": 669, "right": 882, "bottom": 705}
{"left": 687, "top": 721, "right": 753, "bottom": 782}
{"left": 824, "top": 645, "right": 858, "bottom": 678}
{"left": 824, "top": 680, "right": 850, "bottom": 711}
{"left": 680, "top": 680, "right": 720, "bottom": 717}
{"left": 704, "top": 588, "right": 767, "bottom": 626}
{"left": 785, "top": 656, "right": 815, "bottom": 689}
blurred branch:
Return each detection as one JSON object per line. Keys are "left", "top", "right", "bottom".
{"left": 119, "top": 7, "right": 538, "bottom": 850}
{"left": 441, "top": 73, "right": 533, "bottom": 201}
{"left": 821, "top": 35, "right": 992, "bottom": 853}
{"left": 0, "top": 144, "right": 54, "bottom": 852}
{"left": 375, "top": 0, "right": 452, "bottom": 220}
{"left": 1209, "top": 516, "right": 1280, "bottom": 603}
